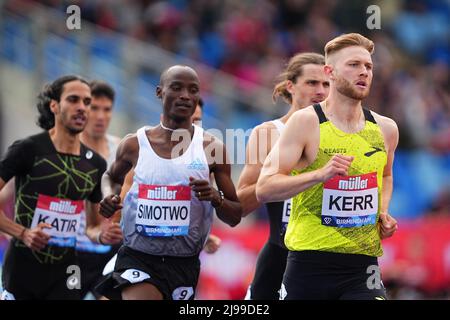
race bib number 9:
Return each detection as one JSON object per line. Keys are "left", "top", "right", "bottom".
{"left": 321, "top": 172, "right": 378, "bottom": 228}
{"left": 136, "top": 185, "right": 191, "bottom": 237}
{"left": 31, "top": 194, "right": 83, "bottom": 247}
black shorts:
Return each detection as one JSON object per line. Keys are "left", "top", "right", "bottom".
{"left": 77, "top": 244, "right": 120, "bottom": 298}
{"left": 2, "top": 244, "right": 80, "bottom": 300}
{"left": 95, "top": 246, "right": 200, "bottom": 300}
{"left": 282, "top": 250, "right": 387, "bottom": 300}
{"left": 247, "top": 241, "right": 288, "bottom": 300}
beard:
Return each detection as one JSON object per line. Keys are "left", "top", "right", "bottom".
{"left": 335, "top": 75, "right": 371, "bottom": 100}
{"left": 60, "top": 110, "right": 86, "bottom": 135}
{"left": 66, "top": 125, "right": 84, "bottom": 135}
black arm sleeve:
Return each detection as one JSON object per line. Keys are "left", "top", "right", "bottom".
{"left": 0, "top": 138, "right": 34, "bottom": 182}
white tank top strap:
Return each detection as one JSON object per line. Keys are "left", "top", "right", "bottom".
{"left": 136, "top": 126, "right": 151, "bottom": 150}
{"left": 271, "top": 119, "right": 286, "bottom": 133}
{"left": 106, "top": 134, "right": 120, "bottom": 168}
{"left": 191, "top": 124, "right": 204, "bottom": 149}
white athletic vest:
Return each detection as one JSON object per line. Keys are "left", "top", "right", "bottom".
{"left": 76, "top": 134, "right": 119, "bottom": 253}
{"left": 105, "top": 134, "right": 120, "bottom": 166}
{"left": 271, "top": 119, "right": 285, "bottom": 133}
{"left": 122, "top": 125, "right": 213, "bottom": 256}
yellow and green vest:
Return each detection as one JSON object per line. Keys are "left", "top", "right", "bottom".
{"left": 285, "top": 104, "right": 387, "bottom": 257}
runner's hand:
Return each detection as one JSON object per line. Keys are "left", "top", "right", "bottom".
{"left": 318, "top": 154, "right": 354, "bottom": 182}
{"left": 99, "top": 221, "right": 123, "bottom": 245}
{"left": 203, "top": 234, "right": 221, "bottom": 254}
{"left": 22, "top": 222, "right": 51, "bottom": 251}
{"left": 100, "top": 195, "right": 123, "bottom": 218}
{"left": 189, "top": 177, "right": 222, "bottom": 205}
{"left": 378, "top": 212, "right": 398, "bottom": 239}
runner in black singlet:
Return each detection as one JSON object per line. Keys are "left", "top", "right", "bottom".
{"left": 0, "top": 75, "right": 120, "bottom": 300}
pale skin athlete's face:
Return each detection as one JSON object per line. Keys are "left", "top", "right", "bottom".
{"left": 51, "top": 80, "right": 92, "bottom": 135}
{"left": 287, "top": 64, "right": 330, "bottom": 108}
{"left": 327, "top": 46, "right": 373, "bottom": 100}
{"left": 85, "top": 96, "right": 113, "bottom": 139}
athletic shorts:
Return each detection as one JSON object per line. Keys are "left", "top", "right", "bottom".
{"left": 77, "top": 244, "right": 120, "bottom": 298}
{"left": 282, "top": 250, "right": 387, "bottom": 300}
{"left": 95, "top": 246, "right": 200, "bottom": 300}
{"left": 1, "top": 244, "right": 80, "bottom": 300}
{"left": 246, "top": 241, "right": 288, "bottom": 300}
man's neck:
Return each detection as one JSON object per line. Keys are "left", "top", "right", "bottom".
{"left": 80, "top": 131, "right": 109, "bottom": 159}
{"left": 325, "top": 90, "right": 363, "bottom": 124}
{"left": 49, "top": 126, "right": 81, "bottom": 155}
{"left": 80, "top": 131, "right": 106, "bottom": 149}
{"left": 280, "top": 102, "right": 307, "bottom": 124}
{"left": 159, "top": 117, "right": 194, "bottom": 140}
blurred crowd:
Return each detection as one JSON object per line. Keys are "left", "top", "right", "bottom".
{"left": 5, "top": 0, "right": 447, "bottom": 151}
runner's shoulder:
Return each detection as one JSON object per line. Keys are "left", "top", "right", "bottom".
{"left": 254, "top": 120, "right": 277, "bottom": 132}
{"left": 248, "top": 121, "right": 280, "bottom": 144}
{"left": 81, "top": 143, "right": 107, "bottom": 170}
{"left": 11, "top": 131, "right": 52, "bottom": 155}
{"left": 370, "top": 111, "right": 397, "bottom": 128}
{"left": 106, "top": 134, "right": 122, "bottom": 146}
{"left": 119, "top": 133, "right": 139, "bottom": 150}
{"left": 290, "top": 105, "right": 320, "bottom": 126}
{"left": 370, "top": 111, "right": 399, "bottom": 147}
{"left": 370, "top": 111, "right": 398, "bottom": 135}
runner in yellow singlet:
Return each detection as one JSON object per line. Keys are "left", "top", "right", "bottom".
{"left": 256, "top": 33, "right": 399, "bottom": 300}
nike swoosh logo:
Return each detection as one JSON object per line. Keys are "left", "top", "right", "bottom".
{"left": 364, "top": 147, "right": 382, "bottom": 157}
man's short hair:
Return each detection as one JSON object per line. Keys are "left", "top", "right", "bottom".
{"left": 325, "top": 33, "right": 374, "bottom": 63}
{"left": 90, "top": 80, "right": 115, "bottom": 102}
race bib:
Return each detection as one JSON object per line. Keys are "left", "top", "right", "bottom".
{"left": 281, "top": 198, "right": 292, "bottom": 226}
{"left": 321, "top": 172, "right": 378, "bottom": 228}
{"left": 136, "top": 185, "right": 191, "bottom": 237}
{"left": 31, "top": 194, "right": 83, "bottom": 247}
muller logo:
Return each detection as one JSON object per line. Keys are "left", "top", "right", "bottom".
{"left": 148, "top": 186, "right": 178, "bottom": 200}
{"left": 338, "top": 176, "right": 368, "bottom": 190}
{"left": 49, "top": 201, "right": 77, "bottom": 214}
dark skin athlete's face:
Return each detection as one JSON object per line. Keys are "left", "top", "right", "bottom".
{"left": 156, "top": 66, "right": 200, "bottom": 123}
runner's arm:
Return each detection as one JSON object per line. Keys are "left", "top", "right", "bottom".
{"left": 102, "top": 134, "right": 137, "bottom": 196}
{"left": 237, "top": 124, "right": 273, "bottom": 216}
{"left": 85, "top": 200, "right": 103, "bottom": 243}
{"left": 257, "top": 111, "right": 320, "bottom": 202}
{"left": 210, "top": 139, "right": 242, "bottom": 227}
{"left": 256, "top": 110, "right": 353, "bottom": 203}
{"left": 0, "top": 178, "right": 26, "bottom": 239}
{"left": 380, "top": 117, "right": 399, "bottom": 214}
{"left": 0, "top": 180, "right": 15, "bottom": 239}
{"left": 377, "top": 116, "right": 399, "bottom": 238}
{"left": 0, "top": 139, "right": 33, "bottom": 239}
{"left": 86, "top": 200, "right": 122, "bottom": 245}
{"left": 100, "top": 135, "right": 137, "bottom": 218}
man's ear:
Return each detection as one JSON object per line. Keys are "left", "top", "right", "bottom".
{"left": 324, "top": 64, "right": 335, "bottom": 80}
{"left": 49, "top": 99, "right": 58, "bottom": 114}
{"left": 156, "top": 86, "right": 162, "bottom": 99}
{"left": 286, "top": 80, "right": 295, "bottom": 96}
